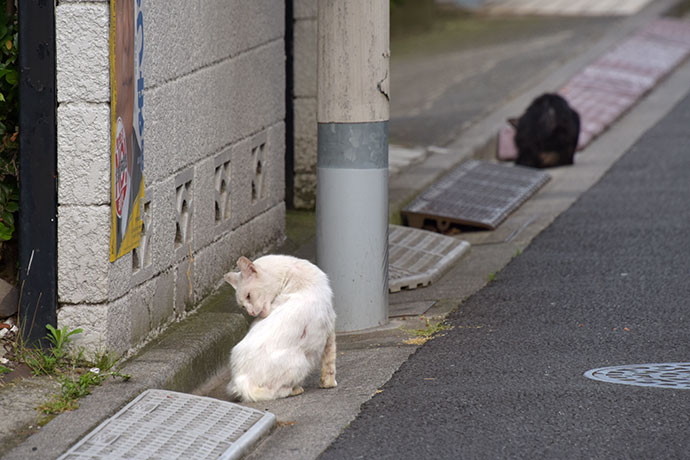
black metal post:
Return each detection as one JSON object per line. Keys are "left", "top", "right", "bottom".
{"left": 18, "top": 0, "right": 57, "bottom": 346}
{"left": 284, "top": 0, "right": 295, "bottom": 209}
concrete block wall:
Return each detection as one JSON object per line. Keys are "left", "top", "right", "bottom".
{"left": 292, "top": 0, "right": 319, "bottom": 209}
{"left": 56, "top": 0, "right": 286, "bottom": 355}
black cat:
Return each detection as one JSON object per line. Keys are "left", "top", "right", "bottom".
{"left": 510, "top": 93, "right": 580, "bottom": 168}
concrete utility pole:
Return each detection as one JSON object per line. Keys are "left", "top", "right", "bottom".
{"left": 316, "top": 0, "right": 390, "bottom": 332}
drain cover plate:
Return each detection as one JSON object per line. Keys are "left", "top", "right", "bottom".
{"left": 401, "top": 160, "right": 550, "bottom": 231}
{"left": 58, "top": 389, "right": 275, "bottom": 460}
{"left": 584, "top": 363, "right": 690, "bottom": 390}
{"left": 389, "top": 301, "right": 436, "bottom": 318}
{"left": 389, "top": 225, "right": 470, "bottom": 292}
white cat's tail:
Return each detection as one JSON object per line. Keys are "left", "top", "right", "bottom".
{"left": 228, "top": 374, "right": 277, "bottom": 402}
{"left": 319, "top": 331, "right": 337, "bottom": 388}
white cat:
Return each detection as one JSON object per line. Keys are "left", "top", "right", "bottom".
{"left": 224, "top": 254, "right": 337, "bottom": 402}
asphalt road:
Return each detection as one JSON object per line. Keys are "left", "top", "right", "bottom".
{"left": 320, "top": 81, "right": 690, "bottom": 458}
{"left": 390, "top": 14, "right": 618, "bottom": 147}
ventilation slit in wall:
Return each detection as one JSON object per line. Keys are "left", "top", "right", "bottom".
{"left": 143, "top": 201, "right": 152, "bottom": 266}
{"left": 214, "top": 160, "right": 231, "bottom": 224}
{"left": 133, "top": 198, "right": 152, "bottom": 273}
{"left": 251, "top": 142, "right": 265, "bottom": 203}
{"left": 175, "top": 181, "right": 191, "bottom": 249}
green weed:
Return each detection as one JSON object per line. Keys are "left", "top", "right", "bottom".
{"left": 19, "top": 325, "right": 82, "bottom": 376}
{"left": 408, "top": 317, "right": 452, "bottom": 337}
{"left": 402, "top": 316, "right": 453, "bottom": 345}
{"left": 45, "top": 324, "right": 83, "bottom": 360}
{"left": 38, "top": 366, "right": 130, "bottom": 416}
{"left": 10, "top": 324, "right": 131, "bottom": 418}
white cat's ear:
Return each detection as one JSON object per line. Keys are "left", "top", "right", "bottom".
{"left": 224, "top": 271, "right": 241, "bottom": 288}
{"left": 237, "top": 256, "right": 258, "bottom": 279}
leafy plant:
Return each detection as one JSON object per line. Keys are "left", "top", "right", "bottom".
{"left": 0, "top": 5, "right": 18, "bottom": 242}
{"left": 45, "top": 324, "right": 83, "bottom": 360}
{"left": 0, "top": 364, "right": 10, "bottom": 375}
{"left": 20, "top": 325, "right": 83, "bottom": 375}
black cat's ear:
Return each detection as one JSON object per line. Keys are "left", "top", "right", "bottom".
{"left": 237, "top": 256, "right": 258, "bottom": 278}
{"left": 508, "top": 117, "right": 519, "bottom": 129}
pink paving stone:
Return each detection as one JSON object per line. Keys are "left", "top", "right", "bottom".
{"left": 580, "top": 121, "right": 603, "bottom": 136}
{"left": 595, "top": 35, "right": 689, "bottom": 76}
{"left": 561, "top": 87, "right": 636, "bottom": 122}
{"left": 562, "top": 87, "right": 637, "bottom": 147}
{"left": 577, "top": 132, "right": 592, "bottom": 150}
{"left": 566, "top": 66, "right": 652, "bottom": 96}
{"left": 497, "top": 122, "right": 518, "bottom": 161}
{"left": 641, "top": 17, "right": 690, "bottom": 47}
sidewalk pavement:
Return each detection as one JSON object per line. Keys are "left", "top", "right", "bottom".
{"left": 3, "top": 1, "right": 688, "bottom": 458}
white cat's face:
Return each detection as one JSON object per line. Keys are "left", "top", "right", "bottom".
{"left": 224, "top": 256, "right": 275, "bottom": 318}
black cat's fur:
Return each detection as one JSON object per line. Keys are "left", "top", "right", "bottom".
{"left": 511, "top": 93, "right": 580, "bottom": 169}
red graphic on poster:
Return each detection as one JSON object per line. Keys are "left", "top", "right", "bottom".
{"left": 114, "top": 117, "right": 129, "bottom": 218}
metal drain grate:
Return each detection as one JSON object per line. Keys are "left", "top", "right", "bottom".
{"left": 401, "top": 160, "right": 550, "bottom": 231}
{"left": 584, "top": 363, "right": 690, "bottom": 390}
{"left": 58, "top": 389, "right": 275, "bottom": 460}
{"left": 389, "top": 225, "right": 470, "bottom": 292}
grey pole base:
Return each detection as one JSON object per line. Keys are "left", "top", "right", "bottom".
{"left": 317, "top": 167, "right": 389, "bottom": 332}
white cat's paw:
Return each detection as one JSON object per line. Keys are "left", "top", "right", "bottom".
{"left": 290, "top": 385, "right": 304, "bottom": 396}
{"left": 319, "top": 376, "right": 337, "bottom": 389}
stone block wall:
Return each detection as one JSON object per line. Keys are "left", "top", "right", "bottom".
{"left": 55, "top": 0, "right": 286, "bottom": 354}
{"left": 292, "top": 0, "right": 318, "bottom": 209}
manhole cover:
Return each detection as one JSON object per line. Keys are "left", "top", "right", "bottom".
{"left": 389, "top": 225, "right": 470, "bottom": 292}
{"left": 584, "top": 363, "right": 690, "bottom": 390}
{"left": 58, "top": 389, "right": 275, "bottom": 460}
{"left": 401, "top": 160, "right": 550, "bottom": 231}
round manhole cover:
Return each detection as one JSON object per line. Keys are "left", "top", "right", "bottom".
{"left": 584, "top": 363, "right": 690, "bottom": 389}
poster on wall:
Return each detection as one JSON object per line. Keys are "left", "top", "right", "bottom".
{"left": 110, "top": 0, "right": 144, "bottom": 261}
